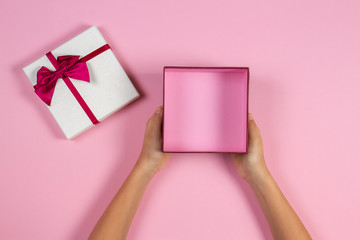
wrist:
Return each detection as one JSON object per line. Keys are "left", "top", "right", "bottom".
{"left": 134, "top": 157, "right": 158, "bottom": 180}
{"left": 245, "top": 166, "right": 272, "bottom": 187}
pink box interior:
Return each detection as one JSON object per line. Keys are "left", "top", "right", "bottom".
{"left": 163, "top": 67, "right": 249, "bottom": 153}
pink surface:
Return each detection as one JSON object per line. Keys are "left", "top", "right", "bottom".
{"left": 1, "top": 0, "right": 360, "bottom": 239}
{"left": 163, "top": 67, "right": 248, "bottom": 152}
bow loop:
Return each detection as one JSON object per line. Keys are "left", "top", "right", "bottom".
{"left": 57, "top": 55, "right": 80, "bottom": 67}
{"left": 35, "top": 55, "right": 89, "bottom": 105}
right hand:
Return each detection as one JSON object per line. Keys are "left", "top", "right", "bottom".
{"left": 231, "top": 113, "right": 269, "bottom": 183}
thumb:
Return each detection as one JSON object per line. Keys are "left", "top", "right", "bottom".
{"left": 248, "top": 113, "right": 261, "bottom": 145}
{"left": 149, "top": 106, "right": 163, "bottom": 138}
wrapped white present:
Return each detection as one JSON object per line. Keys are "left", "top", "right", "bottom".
{"left": 23, "top": 26, "right": 139, "bottom": 139}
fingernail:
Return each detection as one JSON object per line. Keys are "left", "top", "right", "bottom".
{"left": 156, "top": 107, "right": 163, "bottom": 114}
{"left": 249, "top": 113, "right": 254, "bottom": 120}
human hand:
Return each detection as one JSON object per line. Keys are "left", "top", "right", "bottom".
{"left": 137, "top": 106, "right": 170, "bottom": 178}
{"left": 232, "top": 113, "right": 269, "bottom": 183}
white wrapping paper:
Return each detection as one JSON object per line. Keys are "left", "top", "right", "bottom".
{"left": 23, "top": 26, "right": 139, "bottom": 139}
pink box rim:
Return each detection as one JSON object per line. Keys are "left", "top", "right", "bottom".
{"left": 162, "top": 66, "right": 250, "bottom": 153}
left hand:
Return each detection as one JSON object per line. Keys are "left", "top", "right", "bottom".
{"left": 137, "top": 106, "right": 170, "bottom": 178}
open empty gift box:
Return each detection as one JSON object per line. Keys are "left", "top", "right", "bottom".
{"left": 163, "top": 67, "right": 249, "bottom": 153}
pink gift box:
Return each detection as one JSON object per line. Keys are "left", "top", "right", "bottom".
{"left": 163, "top": 67, "right": 249, "bottom": 153}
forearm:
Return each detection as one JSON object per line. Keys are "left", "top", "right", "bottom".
{"left": 89, "top": 160, "right": 153, "bottom": 240}
{"left": 248, "top": 169, "right": 311, "bottom": 240}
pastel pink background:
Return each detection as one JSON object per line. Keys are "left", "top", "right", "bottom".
{"left": 0, "top": 0, "right": 359, "bottom": 239}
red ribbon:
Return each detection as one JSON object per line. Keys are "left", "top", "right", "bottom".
{"left": 34, "top": 44, "right": 111, "bottom": 125}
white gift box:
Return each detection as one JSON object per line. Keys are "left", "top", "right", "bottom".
{"left": 23, "top": 26, "right": 139, "bottom": 139}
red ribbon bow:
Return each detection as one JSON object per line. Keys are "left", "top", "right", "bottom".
{"left": 33, "top": 44, "right": 110, "bottom": 125}
{"left": 35, "top": 55, "right": 89, "bottom": 106}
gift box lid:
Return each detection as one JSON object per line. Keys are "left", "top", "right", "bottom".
{"left": 23, "top": 26, "right": 139, "bottom": 139}
{"left": 163, "top": 67, "right": 249, "bottom": 153}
